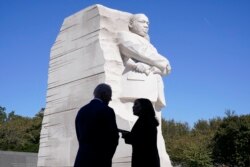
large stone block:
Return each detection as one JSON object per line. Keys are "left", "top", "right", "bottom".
{"left": 38, "top": 4, "right": 172, "bottom": 167}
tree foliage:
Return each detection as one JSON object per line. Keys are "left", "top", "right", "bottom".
{"left": 0, "top": 106, "right": 44, "bottom": 152}
{"left": 212, "top": 113, "right": 250, "bottom": 167}
{"left": 0, "top": 106, "right": 7, "bottom": 123}
{"left": 162, "top": 119, "right": 214, "bottom": 167}
{"left": 162, "top": 112, "right": 250, "bottom": 167}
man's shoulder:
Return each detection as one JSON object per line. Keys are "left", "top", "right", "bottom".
{"left": 118, "top": 31, "right": 148, "bottom": 45}
{"left": 77, "top": 100, "right": 98, "bottom": 112}
{"left": 100, "top": 103, "right": 114, "bottom": 112}
{"left": 118, "top": 31, "right": 138, "bottom": 39}
{"left": 90, "top": 99, "right": 114, "bottom": 112}
{"left": 78, "top": 99, "right": 114, "bottom": 112}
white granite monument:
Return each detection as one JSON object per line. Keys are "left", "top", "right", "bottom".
{"left": 38, "top": 4, "right": 172, "bottom": 167}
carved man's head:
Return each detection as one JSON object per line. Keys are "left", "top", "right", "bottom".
{"left": 129, "top": 14, "right": 149, "bottom": 38}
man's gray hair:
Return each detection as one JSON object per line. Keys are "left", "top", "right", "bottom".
{"left": 93, "top": 83, "right": 112, "bottom": 98}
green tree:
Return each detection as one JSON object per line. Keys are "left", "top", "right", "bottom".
{"left": 0, "top": 106, "right": 7, "bottom": 123}
{"left": 24, "top": 108, "right": 44, "bottom": 152}
{"left": 193, "top": 120, "right": 210, "bottom": 135}
{"left": 212, "top": 113, "right": 250, "bottom": 167}
{"left": 162, "top": 119, "right": 189, "bottom": 138}
{"left": 162, "top": 118, "right": 216, "bottom": 167}
{"left": 0, "top": 106, "right": 44, "bottom": 152}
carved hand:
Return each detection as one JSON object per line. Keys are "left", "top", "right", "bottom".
{"left": 150, "top": 66, "right": 162, "bottom": 75}
{"left": 135, "top": 62, "right": 147, "bottom": 73}
{"left": 166, "top": 63, "right": 171, "bottom": 74}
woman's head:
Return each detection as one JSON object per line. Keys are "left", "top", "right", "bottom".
{"left": 133, "top": 98, "right": 156, "bottom": 118}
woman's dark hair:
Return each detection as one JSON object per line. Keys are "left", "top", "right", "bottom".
{"left": 135, "top": 98, "right": 159, "bottom": 126}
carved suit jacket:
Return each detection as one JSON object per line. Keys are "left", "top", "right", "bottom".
{"left": 118, "top": 31, "right": 170, "bottom": 75}
{"left": 117, "top": 31, "right": 170, "bottom": 109}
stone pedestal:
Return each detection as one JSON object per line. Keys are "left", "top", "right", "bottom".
{"left": 38, "top": 4, "right": 172, "bottom": 167}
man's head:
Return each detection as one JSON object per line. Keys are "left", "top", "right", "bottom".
{"left": 93, "top": 83, "right": 112, "bottom": 105}
{"left": 129, "top": 14, "right": 149, "bottom": 39}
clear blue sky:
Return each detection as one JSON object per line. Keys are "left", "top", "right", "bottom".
{"left": 0, "top": 0, "right": 249, "bottom": 126}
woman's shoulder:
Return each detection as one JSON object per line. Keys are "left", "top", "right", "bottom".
{"left": 138, "top": 117, "right": 159, "bottom": 127}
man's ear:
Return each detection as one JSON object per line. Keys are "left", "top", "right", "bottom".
{"left": 128, "top": 18, "right": 133, "bottom": 29}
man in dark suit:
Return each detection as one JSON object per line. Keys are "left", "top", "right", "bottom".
{"left": 74, "top": 83, "right": 119, "bottom": 167}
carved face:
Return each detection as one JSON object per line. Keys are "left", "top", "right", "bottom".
{"left": 129, "top": 14, "right": 149, "bottom": 38}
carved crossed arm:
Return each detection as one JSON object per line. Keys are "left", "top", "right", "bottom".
{"left": 118, "top": 31, "right": 171, "bottom": 75}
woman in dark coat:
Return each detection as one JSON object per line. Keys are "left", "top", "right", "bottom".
{"left": 121, "top": 98, "right": 160, "bottom": 167}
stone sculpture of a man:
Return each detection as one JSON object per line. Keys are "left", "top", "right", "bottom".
{"left": 118, "top": 14, "right": 171, "bottom": 110}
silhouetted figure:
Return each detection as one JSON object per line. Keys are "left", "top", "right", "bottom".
{"left": 74, "top": 83, "right": 119, "bottom": 167}
{"left": 121, "top": 98, "right": 160, "bottom": 167}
